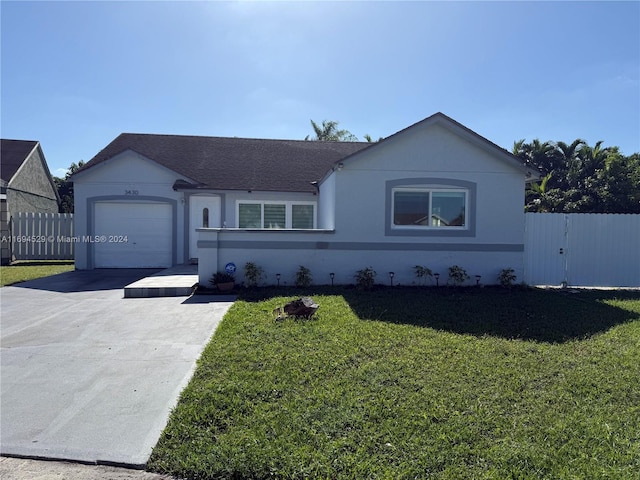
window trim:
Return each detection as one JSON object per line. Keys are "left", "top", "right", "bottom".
{"left": 385, "top": 178, "right": 476, "bottom": 237}
{"left": 236, "top": 201, "right": 317, "bottom": 229}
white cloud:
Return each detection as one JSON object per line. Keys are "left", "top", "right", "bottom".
{"left": 53, "top": 168, "right": 69, "bottom": 178}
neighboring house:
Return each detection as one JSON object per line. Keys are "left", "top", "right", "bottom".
{"left": 1, "top": 139, "right": 60, "bottom": 264}
{"left": 72, "top": 113, "right": 538, "bottom": 285}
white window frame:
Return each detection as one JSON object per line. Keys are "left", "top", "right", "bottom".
{"left": 391, "top": 187, "right": 469, "bottom": 230}
{"left": 236, "top": 201, "right": 317, "bottom": 229}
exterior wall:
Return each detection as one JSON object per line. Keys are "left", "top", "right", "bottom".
{"left": 2, "top": 146, "right": 59, "bottom": 264}
{"left": 328, "top": 123, "right": 526, "bottom": 245}
{"left": 7, "top": 146, "right": 59, "bottom": 213}
{"left": 313, "top": 122, "right": 526, "bottom": 284}
{"left": 197, "top": 123, "right": 529, "bottom": 286}
{"left": 197, "top": 228, "right": 523, "bottom": 287}
{"left": 5, "top": 189, "right": 59, "bottom": 214}
{"left": 317, "top": 172, "right": 335, "bottom": 229}
{"left": 73, "top": 151, "right": 187, "bottom": 269}
{"left": 74, "top": 150, "right": 321, "bottom": 269}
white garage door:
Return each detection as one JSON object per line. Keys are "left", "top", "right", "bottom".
{"left": 94, "top": 202, "right": 172, "bottom": 268}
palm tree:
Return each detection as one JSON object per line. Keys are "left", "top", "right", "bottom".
{"left": 512, "top": 138, "right": 555, "bottom": 173}
{"left": 569, "top": 140, "right": 607, "bottom": 189}
{"left": 305, "top": 120, "right": 359, "bottom": 142}
{"left": 364, "top": 134, "right": 385, "bottom": 143}
{"left": 554, "top": 139, "right": 586, "bottom": 190}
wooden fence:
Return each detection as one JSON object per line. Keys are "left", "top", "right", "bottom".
{"left": 9, "top": 212, "right": 74, "bottom": 261}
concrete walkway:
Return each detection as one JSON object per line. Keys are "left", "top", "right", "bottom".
{"left": 124, "top": 265, "right": 199, "bottom": 298}
{"left": 0, "top": 269, "right": 234, "bottom": 468}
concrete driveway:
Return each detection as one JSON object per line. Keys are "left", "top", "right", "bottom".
{"left": 0, "top": 269, "right": 234, "bottom": 468}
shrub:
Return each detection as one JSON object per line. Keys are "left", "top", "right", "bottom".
{"left": 413, "top": 265, "right": 433, "bottom": 286}
{"left": 210, "top": 271, "right": 235, "bottom": 286}
{"left": 498, "top": 268, "right": 517, "bottom": 287}
{"left": 448, "top": 265, "right": 470, "bottom": 286}
{"left": 295, "top": 265, "right": 312, "bottom": 288}
{"left": 355, "top": 267, "right": 377, "bottom": 290}
{"left": 244, "top": 262, "right": 264, "bottom": 288}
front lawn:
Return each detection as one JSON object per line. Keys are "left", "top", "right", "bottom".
{"left": 149, "top": 287, "right": 640, "bottom": 479}
{"left": 0, "top": 260, "right": 75, "bottom": 286}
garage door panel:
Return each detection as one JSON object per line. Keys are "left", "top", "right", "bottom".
{"left": 94, "top": 202, "right": 172, "bottom": 268}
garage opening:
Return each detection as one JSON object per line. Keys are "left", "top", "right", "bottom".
{"left": 93, "top": 201, "right": 173, "bottom": 268}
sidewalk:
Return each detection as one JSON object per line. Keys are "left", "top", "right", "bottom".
{"left": 0, "top": 457, "right": 177, "bottom": 480}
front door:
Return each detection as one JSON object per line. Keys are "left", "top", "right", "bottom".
{"left": 189, "top": 195, "right": 221, "bottom": 260}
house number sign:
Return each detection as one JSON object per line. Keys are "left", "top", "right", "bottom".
{"left": 125, "top": 189, "right": 139, "bottom": 195}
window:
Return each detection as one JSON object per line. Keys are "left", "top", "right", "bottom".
{"left": 393, "top": 188, "right": 466, "bottom": 228}
{"left": 264, "top": 204, "right": 286, "bottom": 228}
{"left": 238, "top": 202, "right": 315, "bottom": 229}
{"left": 292, "top": 204, "right": 314, "bottom": 229}
{"left": 393, "top": 190, "right": 430, "bottom": 226}
{"left": 202, "top": 208, "right": 209, "bottom": 228}
{"left": 239, "top": 204, "right": 262, "bottom": 228}
{"left": 432, "top": 191, "right": 466, "bottom": 226}
{"left": 386, "top": 179, "right": 476, "bottom": 237}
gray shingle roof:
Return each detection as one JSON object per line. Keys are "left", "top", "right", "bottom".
{"left": 1, "top": 139, "right": 39, "bottom": 185}
{"left": 78, "top": 134, "right": 372, "bottom": 193}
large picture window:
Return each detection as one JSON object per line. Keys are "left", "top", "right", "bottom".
{"left": 386, "top": 179, "right": 476, "bottom": 237}
{"left": 238, "top": 202, "right": 316, "bottom": 229}
{"left": 393, "top": 188, "right": 466, "bottom": 228}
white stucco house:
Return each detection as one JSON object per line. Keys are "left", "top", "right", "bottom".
{"left": 72, "top": 113, "right": 538, "bottom": 286}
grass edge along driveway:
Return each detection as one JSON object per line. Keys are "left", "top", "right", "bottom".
{"left": 0, "top": 261, "right": 75, "bottom": 286}
{"left": 149, "top": 287, "right": 640, "bottom": 480}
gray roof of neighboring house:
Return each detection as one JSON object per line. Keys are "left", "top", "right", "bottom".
{"left": 76, "top": 133, "right": 372, "bottom": 193}
{"left": 1, "top": 139, "right": 39, "bottom": 187}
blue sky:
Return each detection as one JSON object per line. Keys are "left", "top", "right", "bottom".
{"left": 2, "top": 1, "right": 639, "bottom": 177}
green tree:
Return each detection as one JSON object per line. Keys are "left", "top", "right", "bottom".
{"left": 363, "top": 134, "right": 384, "bottom": 143}
{"left": 54, "top": 160, "right": 85, "bottom": 213}
{"left": 305, "top": 119, "right": 358, "bottom": 142}
{"left": 512, "top": 138, "right": 556, "bottom": 173}
{"left": 525, "top": 172, "right": 554, "bottom": 212}
{"left": 516, "top": 138, "right": 640, "bottom": 214}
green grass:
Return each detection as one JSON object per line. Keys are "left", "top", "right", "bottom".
{"left": 0, "top": 260, "right": 75, "bottom": 286}
{"left": 149, "top": 287, "right": 640, "bottom": 479}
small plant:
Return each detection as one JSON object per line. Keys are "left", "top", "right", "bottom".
{"left": 211, "top": 271, "right": 235, "bottom": 285}
{"left": 295, "top": 265, "right": 312, "bottom": 288}
{"left": 355, "top": 267, "right": 377, "bottom": 290}
{"left": 498, "top": 268, "right": 517, "bottom": 288}
{"left": 414, "top": 265, "right": 433, "bottom": 286}
{"left": 448, "top": 265, "right": 470, "bottom": 286}
{"left": 244, "top": 262, "right": 264, "bottom": 288}
{"left": 211, "top": 271, "right": 236, "bottom": 292}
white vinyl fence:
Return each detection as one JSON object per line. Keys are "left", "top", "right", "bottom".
{"left": 524, "top": 213, "right": 640, "bottom": 287}
{"left": 10, "top": 212, "right": 74, "bottom": 261}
